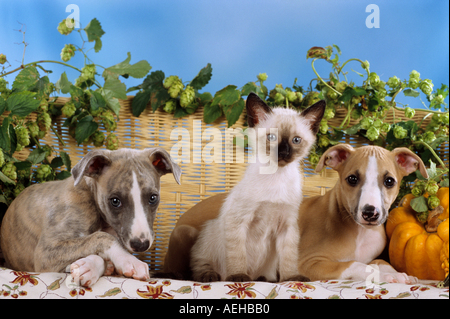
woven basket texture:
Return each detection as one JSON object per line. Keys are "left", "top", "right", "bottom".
{"left": 9, "top": 97, "right": 450, "bottom": 270}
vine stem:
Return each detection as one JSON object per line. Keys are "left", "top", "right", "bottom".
{"left": 413, "top": 140, "right": 447, "bottom": 168}
{"left": 311, "top": 58, "right": 341, "bottom": 96}
{"left": 0, "top": 60, "right": 82, "bottom": 78}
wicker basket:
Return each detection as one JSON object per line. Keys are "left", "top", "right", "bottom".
{"left": 6, "top": 97, "right": 450, "bottom": 271}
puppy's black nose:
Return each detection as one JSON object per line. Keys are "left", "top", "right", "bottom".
{"left": 362, "top": 205, "right": 380, "bottom": 222}
{"left": 130, "top": 238, "right": 150, "bottom": 252}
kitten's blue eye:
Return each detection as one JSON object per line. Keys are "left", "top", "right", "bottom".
{"left": 292, "top": 136, "right": 302, "bottom": 144}
{"left": 267, "top": 134, "right": 277, "bottom": 142}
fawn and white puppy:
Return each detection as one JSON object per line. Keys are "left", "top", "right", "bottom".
{"left": 162, "top": 144, "right": 427, "bottom": 284}
{"left": 1, "top": 148, "right": 181, "bottom": 287}
{"left": 170, "top": 93, "right": 325, "bottom": 282}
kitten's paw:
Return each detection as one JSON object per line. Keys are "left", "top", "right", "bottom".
{"left": 282, "top": 274, "right": 310, "bottom": 282}
{"left": 226, "top": 273, "right": 252, "bottom": 282}
{"left": 194, "top": 271, "right": 221, "bottom": 283}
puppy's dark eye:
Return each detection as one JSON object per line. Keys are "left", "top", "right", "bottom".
{"left": 149, "top": 194, "right": 159, "bottom": 205}
{"left": 346, "top": 175, "right": 358, "bottom": 187}
{"left": 292, "top": 136, "right": 302, "bottom": 144}
{"left": 384, "top": 177, "right": 396, "bottom": 188}
{"left": 110, "top": 197, "right": 122, "bottom": 208}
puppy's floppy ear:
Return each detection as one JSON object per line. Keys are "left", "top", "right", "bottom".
{"left": 315, "top": 143, "right": 354, "bottom": 173}
{"left": 391, "top": 147, "right": 428, "bottom": 179}
{"left": 72, "top": 150, "right": 112, "bottom": 186}
{"left": 300, "top": 100, "right": 326, "bottom": 135}
{"left": 246, "top": 92, "right": 272, "bottom": 127}
{"left": 147, "top": 148, "right": 182, "bottom": 185}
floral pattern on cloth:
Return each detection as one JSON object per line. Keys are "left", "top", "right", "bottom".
{"left": 1, "top": 267, "right": 448, "bottom": 299}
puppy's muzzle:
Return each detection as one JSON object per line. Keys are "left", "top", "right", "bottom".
{"left": 361, "top": 205, "right": 380, "bottom": 223}
{"left": 130, "top": 238, "right": 150, "bottom": 252}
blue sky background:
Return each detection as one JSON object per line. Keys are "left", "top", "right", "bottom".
{"left": 1, "top": 0, "right": 449, "bottom": 109}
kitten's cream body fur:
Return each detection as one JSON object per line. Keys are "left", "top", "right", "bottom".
{"left": 190, "top": 96, "right": 325, "bottom": 282}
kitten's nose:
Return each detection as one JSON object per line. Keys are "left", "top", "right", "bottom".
{"left": 278, "top": 139, "right": 290, "bottom": 159}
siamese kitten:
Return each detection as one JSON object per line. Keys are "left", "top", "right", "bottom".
{"left": 190, "top": 93, "right": 326, "bottom": 282}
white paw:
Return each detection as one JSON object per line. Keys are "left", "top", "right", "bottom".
{"left": 379, "top": 271, "right": 418, "bottom": 284}
{"left": 70, "top": 255, "right": 105, "bottom": 288}
{"left": 113, "top": 254, "right": 150, "bottom": 281}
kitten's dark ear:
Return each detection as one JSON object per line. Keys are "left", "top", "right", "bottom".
{"left": 300, "top": 100, "right": 326, "bottom": 135}
{"left": 246, "top": 92, "right": 272, "bottom": 127}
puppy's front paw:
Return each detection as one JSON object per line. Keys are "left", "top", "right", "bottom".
{"left": 70, "top": 255, "right": 105, "bottom": 288}
{"left": 194, "top": 271, "right": 221, "bottom": 283}
{"left": 380, "top": 271, "right": 418, "bottom": 285}
{"left": 226, "top": 273, "right": 252, "bottom": 282}
{"left": 114, "top": 255, "right": 150, "bottom": 281}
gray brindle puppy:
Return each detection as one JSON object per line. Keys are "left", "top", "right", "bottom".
{"left": 0, "top": 148, "right": 181, "bottom": 287}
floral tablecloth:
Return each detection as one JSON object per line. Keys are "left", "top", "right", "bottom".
{"left": 0, "top": 267, "right": 447, "bottom": 299}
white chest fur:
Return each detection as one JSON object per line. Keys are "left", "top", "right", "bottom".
{"left": 354, "top": 226, "right": 386, "bottom": 264}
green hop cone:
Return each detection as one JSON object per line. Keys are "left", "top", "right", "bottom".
{"left": 164, "top": 100, "right": 176, "bottom": 114}
{"left": 381, "top": 123, "right": 391, "bottom": 133}
{"left": 35, "top": 164, "right": 52, "bottom": 182}
{"left": 427, "top": 195, "right": 440, "bottom": 210}
{"left": 41, "top": 144, "right": 53, "bottom": 158}
{"left": 393, "top": 125, "right": 408, "bottom": 139}
{"left": 318, "top": 135, "right": 330, "bottom": 148}
{"left": 62, "top": 101, "right": 76, "bottom": 118}
{"left": 257, "top": 73, "right": 268, "bottom": 82}
{"left": 60, "top": 44, "right": 76, "bottom": 62}
{"left": 91, "top": 130, "right": 105, "bottom": 147}
{"left": 419, "top": 79, "right": 433, "bottom": 95}
{"left": 360, "top": 117, "right": 373, "bottom": 130}
{"left": 319, "top": 119, "right": 328, "bottom": 135}
{"left": 433, "top": 94, "right": 445, "bottom": 105}
{"left": 425, "top": 181, "right": 439, "bottom": 196}
{"left": 37, "top": 112, "right": 51, "bottom": 134}
{"left": 411, "top": 186, "right": 423, "bottom": 197}
{"left": 409, "top": 70, "right": 420, "bottom": 80}
{"left": 373, "top": 119, "right": 383, "bottom": 129}
{"left": 369, "top": 72, "right": 380, "bottom": 86}
{"left": 2, "top": 162, "right": 17, "bottom": 181}
{"left": 82, "top": 64, "right": 96, "bottom": 81}
{"left": 361, "top": 60, "right": 370, "bottom": 71}
{"left": 180, "top": 86, "right": 195, "bottom": 108}
{"left": 13, "top": 183, "right": 25, "bottom": 198}
{"left": 57, "top": 18, "right": 75, "bottom": 35}
{"left": 422, "top": 131, "right": 436, "bottom": 144}
{"left": 274, "top": 93, "right": 285, "bottom": 105}
{"left": 408, "top": 78, "right": 419, "bottom": 89}
{"left": 416, "top": 211, "right": 429, "bottom": 224}
{"left": 327, "top": 90, "right": 339, "bottom": 101}
{"left": 39, "top": 99, "right": 49, "bottom": 112}
{"left": 0, "top": 151, "right": 5, "bottom": 168}
{"left": 404, "top": 107, "right": 415, "bottom": 119}
{"left": 308, "top": 152, "right": 320, "bottom": 168}
{"left": 168, "top": 79, "right": 184, "bottom": 99}
{"left": 366, "top": 126, "right": 380, "bottom": 141}
{"left": 286, "top": 91, "right": 297, "bottom": 102}
{"left": 335, "top": 81, "right": 347, "bottom": 93}
{"left": 295, "top": 92, "right": 303, "bottom": 102}
{"left": 387, "top": 76, "right": 400, "bottom": 89}
{"left": 106, "top": 133, "right": 119, "bottom": 150}
{"left": 100, "top": 110, "right": 117, "bottom": 132}
{"left": 26, "top": 121, "right": 39, "bottom": 138}
{"left": 0, "top": 53, "right": 6, "bottom": 64}
{"left": 15, "top": 126, "right": 30, "bottom": 147}
{"left": 323, "top": 108, "right": 335, "bottom": 120}
{"left": 163, "top": 75, "right": 180, "bottom": 89}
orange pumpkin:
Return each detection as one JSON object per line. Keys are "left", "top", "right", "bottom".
{"left": 387, "top": 188, "right": 449, "bottom": 280}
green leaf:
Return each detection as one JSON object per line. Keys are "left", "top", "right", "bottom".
{"left": 440, "top": 178, "right": 449, "bottom": 188}
{"left": 84, "top": 18, "right": 105, "bottom": 52}
{"left": 90, "top": 90, "right": 106, "bottom": 111}
{"left": 141, "top": 70, "right": 165, "bottom": 90}
{"left": 211, "top": 85, "right": 241, "bottom": 107}
{"left": 190, "top": 63, "right": 212, "bottom": 90}
{"left": 203, "top": 102, "right": 223, "bottom": 124}
{"left": 8, "top": 124, "right": 17, "bottom": 154}
{"left": 132, "top": 90, "right": 152, "bottom": 117}
{"left": 60, "top": 151, "right": 72, "bottom": 171}
{"left": 0, "top": 117, "right": 11, "bottom": 151}
{"left": 223, "top": 98, "right": 245, "bottom": 127}
{"left": 103, "top": 52, "right": 151, "bottom": 80}
{"left": 75, "top": 116, "right": 98, "bottom": 145}
{"left": 403, "top": 89, "right": 420, "bottom": 97}
{"left": 55, "top": 170, "right": 71, "bottom": 180}
{"left": 338, "top": 87, "right": 367, "bottom": 103}
{"left": 27, "top": 148, "right": 47, "bottom": 164}
{"left": 103, "top": 77, "right": 127, "bottom": 100}
{"left": 410, "top": 196, "right": 428, "bottom": 213}
{"left": 0, "top": 171, "right": 15, "bottom": 185}
{"left": 101, "top": 89, "right": 121, "bottom": 117}
{"left": 11, "top": 66, "right": 40, "bottom": 92}
{"left": 6, "top": 91, "right": 40, "bottom": 117}
{"left": 50, "top": 157, "right": 64, "bottom": 169}
{"left": 197, "top": 92, "right": 213, "bottom": 104}
{"left": 240, "top": 82, "right": 258, "bottom": 96}
{"left": 0, "top": 96, "right": 6, "bottom": 114}
{"left": 56, "top": 72, "right": 72, "bottom": 94}
{"left": 34, "top": 76, "right": 52, "bottom": 100}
